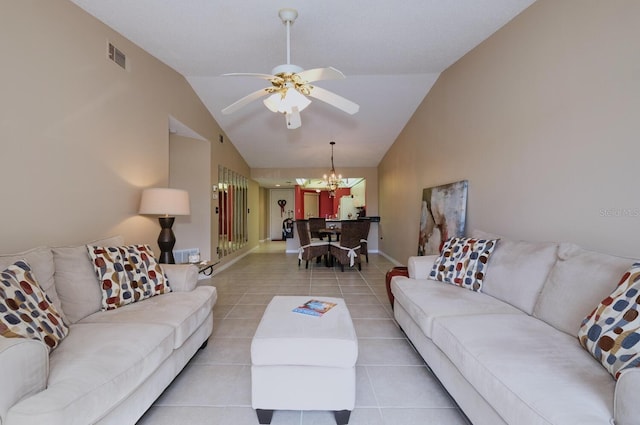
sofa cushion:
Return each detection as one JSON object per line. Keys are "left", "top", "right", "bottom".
{"left": 52, "top": 236, "right": 123, "bottom": 323}
{"left": 534, "top": 243, "right": 634, "bottom": 336}
{"left": 0, "top": 246, "right": 67, "bottom": 324}
{"left": 579, "top": 263, "right": 640, "bottom": 379}
{"left": 80, "top": 286, "right": 217, "bottom": 349}
{"left": 87, "top": 244, "right": 171, "bottom": 310}
{"left": 7, "top": 322, "right": 174, "bottom": 425}
{"left": 1, "top": 260, "right": 69, "bottom": 350}
{"left": 432, "top": 313, "right": 615, "bottom": 425}
{"left": 429, "top": 237, "right": 498, "bottom": 292}
{"left": 391, "top": 277, "right": 523, "bottom": 338}
{"left": 470, "top": 230, "right": 558, "bottom": 314}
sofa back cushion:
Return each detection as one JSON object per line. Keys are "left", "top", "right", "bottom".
{"left": 533, "top": 243, "right": 634, "bottom": 336}
{"left": 52, "top": 236, "right": 123, "bottom": 323}
{"left": 0, "top": 246, "right": 67, "bottom": 324}
{"left": 470, "top": 230, "right": 558, "bottom": 314}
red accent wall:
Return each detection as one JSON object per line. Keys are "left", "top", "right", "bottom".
{"left": 296, "top": 187, "right": 352, "bottom": 219}
{"left": 294, "top": 185, "right": 304, "bottom": 220}
{"left": 319, "top": 191, "right": 333, "bottom": 218}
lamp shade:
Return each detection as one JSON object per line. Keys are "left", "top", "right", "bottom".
{"left": 139, "top": 188, "right": 190, "bottom": 216}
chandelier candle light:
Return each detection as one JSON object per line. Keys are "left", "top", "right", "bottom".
{"left": 323, "top": 141, "right": 342, "bottom": 198}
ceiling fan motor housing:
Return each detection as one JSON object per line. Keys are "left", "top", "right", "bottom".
{"left": 271, "top": 64, "right": 303, "bottom": 75}
{"left": 278, "top": 8, "right": 298, "bottom": 23}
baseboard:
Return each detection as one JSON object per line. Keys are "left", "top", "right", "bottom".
{"left": 377, "top": 250, "right": 404, "bottom": 267}
{"left": 209, "top": 245, "right": 259, "bottom": 275}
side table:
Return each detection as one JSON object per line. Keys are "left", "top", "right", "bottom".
{"left": 385, "top": 266, "right": 409, "bottom": 310}
{"left": 197, "top": 260, "right": 220, "bottom": 277}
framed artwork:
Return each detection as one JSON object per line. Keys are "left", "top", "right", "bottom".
{"left": 418, "top": 180, "right": 468, "bottom": 256}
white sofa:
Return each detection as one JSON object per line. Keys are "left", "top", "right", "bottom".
{"left": 0, "top": 236, "right": 217, "bottom": 425}
{"left": 391, "top": 232, "right": 640, "bottom": 425}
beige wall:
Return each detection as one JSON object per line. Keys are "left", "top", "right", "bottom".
{"left": 169, "top": 134, "right": 211, "bottom": 260}
{"left": 0, "top": 1, "right": 255, "bottom": 261}
{"left": 258, "top": 187, "right": 268, "bottom": 241}
{"left": 379, "top": 0, "right": 640, "bottom": 263}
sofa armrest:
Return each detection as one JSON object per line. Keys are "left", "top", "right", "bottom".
{"left": 0, "top": 337, "right": 49, "bottom": 423}
{"left": 162, "top": 263, "right": 199, "bottom": 292}
{"left": 615, "top": 368, "right": 640, "bottom": 425}
{"left": 407, "top": 255, "right": 439, "bottom": 279}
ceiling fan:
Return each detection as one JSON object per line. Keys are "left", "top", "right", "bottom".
{"left": 221, "top": 8, "right": 359, "bottom": 129}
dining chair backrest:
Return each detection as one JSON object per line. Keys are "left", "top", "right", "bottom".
{"left": 339, "top": 222, "right": 361, "bottom": 248}
{"left": 355, "top": 220, "right": 370, "bottom": 243}
{"left": 296, "top": 221, "right": 312, "bottom": 246}
{"left": 308, "top": 217, "right": 326, "bottom": 239}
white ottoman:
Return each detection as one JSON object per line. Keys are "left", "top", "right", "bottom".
{"left": 251, "top": 296, "right": 358, "bottom": 425}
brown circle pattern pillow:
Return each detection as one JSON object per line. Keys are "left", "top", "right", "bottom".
{"left": 87, "top": 244, "right": 171, "bottom": 311}
{"left": 578, "top": 263, "right": 640, "bottom": 379}
{"left": 0, "top": 260, "right": 69, "bottom": 350}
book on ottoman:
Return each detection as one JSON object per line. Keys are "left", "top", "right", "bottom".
{"left": 292, "top": 299, "right": 337, "bottom": 317}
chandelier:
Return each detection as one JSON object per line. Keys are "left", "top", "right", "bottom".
{"left": 323, "top": 141, "right": 342, "bottom": 198}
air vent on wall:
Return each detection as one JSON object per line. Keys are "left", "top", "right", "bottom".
{"left": 108, "top": 42, "right": 127, "bottom": 70}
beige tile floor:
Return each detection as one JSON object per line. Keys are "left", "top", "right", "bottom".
{"left": 137, "top": 242, "right": 469, "bottom": 425}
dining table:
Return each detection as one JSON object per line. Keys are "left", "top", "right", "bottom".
{"left": 317, "top": 228, "right": 341, "bottom": 266}
{"left": 318, "top": 227, "right": 341, "bottom": 243}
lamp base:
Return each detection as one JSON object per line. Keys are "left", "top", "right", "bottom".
{"left": 157, "top": 216, "right": 176, "bottom": 264}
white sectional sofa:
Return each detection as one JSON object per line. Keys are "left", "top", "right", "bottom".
{"left": 391, "top": 232, "right": 640, "bottom": 425}
{"left": 0, "top": 236, "right": 217, "bottom": 425}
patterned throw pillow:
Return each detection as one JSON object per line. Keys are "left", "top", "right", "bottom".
{"left": 87, "top": 245, "right": 171, "bottom": 311}
{"left": 0, "top": 260, "right": 69, "bottom": 350}
{"left": 429, "top": 237, "right": 499, "bottom": 292}
{"left": 578, "top": 263, "right": 640, "bottom": 379}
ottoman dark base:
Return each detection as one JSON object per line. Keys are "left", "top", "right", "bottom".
{"left": 256, "top": 409, "right": 273, "bottom": 424}
{"left": 255, "top": 409, "right": 351, "bottom": 425}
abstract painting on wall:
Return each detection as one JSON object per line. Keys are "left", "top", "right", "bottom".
{"left": 418, "top": 180, "right": 468, "bottom": 256}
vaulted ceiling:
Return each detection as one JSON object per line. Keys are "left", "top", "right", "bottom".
{"left": 71, "top": 0, "right": 536, "bottom": 175}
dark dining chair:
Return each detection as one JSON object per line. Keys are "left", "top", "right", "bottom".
{"left": 308, "top": 217, "right": 326, "bottom": 240}
{"left": 355, "top": 219, "right": 371, "bottom": 263}
{"left": 296, "top": 221, "right": 328, "bottom": 269}
{"left": 329, "top": 221, "right": 362, "bottom": 272}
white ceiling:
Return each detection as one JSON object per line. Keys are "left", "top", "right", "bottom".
{"left": 71, "top": 0, "right": 536, "bottom": 177}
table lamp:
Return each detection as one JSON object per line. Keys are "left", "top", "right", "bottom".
{"left": 139, "top": 188, "right": 190, "bottom": 264}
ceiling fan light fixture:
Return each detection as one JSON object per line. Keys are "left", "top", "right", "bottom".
{"left": 263, "top": 88, "right": 311, "bottom": 114}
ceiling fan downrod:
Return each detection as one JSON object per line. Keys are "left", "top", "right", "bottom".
{"left": 272, "top": 9, "right": 302, "bottom": 75}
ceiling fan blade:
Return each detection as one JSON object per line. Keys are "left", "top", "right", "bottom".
{"left": 285, "top": 107, "right": 302, "bottom": 129}
{"left": 297, "top": 67, "right": 345, "bottom": 83}
{"left": 222, "top": 88, "right": 270, "bottom": 115}
{"left": 308, "top": 86, "right": 359, "bottom": 115}
{"left": 223, "top": 72, "right": 278, "bottom": 81}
